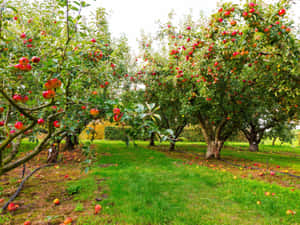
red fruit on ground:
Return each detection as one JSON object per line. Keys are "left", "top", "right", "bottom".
{"left": 95, "top": 204, "right": 102, "bottom": 214}
{"left": 7, "top": 203, "right": 17, "bottom": 211}
{"left": 63, "top": 217, "right": 72, "bottom": 224}
{"left": 53, "top": 198, "right": 60, "bottom": 205}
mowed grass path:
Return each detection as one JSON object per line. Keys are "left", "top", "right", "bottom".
{"left": 73, "top": 141, "right": 300, "bottom": 225}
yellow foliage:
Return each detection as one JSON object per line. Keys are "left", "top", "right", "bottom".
{"left": 79, "top": 121, "right": 116, "bottom": 140}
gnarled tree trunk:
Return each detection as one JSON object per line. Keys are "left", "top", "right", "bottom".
{"left": 205, "top": 140, "right": 224, "bottom": 159}
{"left": 242, "top": 130, "right": 262, "bottom": 152}
{"left": 198, "top": 116, "right": 230, "bottom": 160}
{"left": 249, "top": 142, "right": 259, "bottom": 152}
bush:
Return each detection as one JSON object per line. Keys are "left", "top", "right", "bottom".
{"left": 104, "top": 126, "right": 148, "bottom": 140}
{"left": 104, "top": 126, "right": 128, "bottom": 140}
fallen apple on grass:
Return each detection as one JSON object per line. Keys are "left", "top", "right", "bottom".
{"left": 63, "top": 217, "right": 73, "bottom": 224}
{"left": 286, "top": 209, "right": 296, "bottom": 215}
{"left": 95, "top": 204, "right": 102, "bottom": 214}
{"left": 53, "top": 198, "right": 60, "bottom": 205}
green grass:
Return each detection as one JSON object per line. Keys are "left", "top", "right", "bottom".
{"left": 136, "top": 141, "right": 300, "bottom": 172}
{"left": 69, "top": 141, "right": 300, "bottom": 225}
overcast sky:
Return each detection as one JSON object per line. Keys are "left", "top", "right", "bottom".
{"left": 86, "top": 0, "right": 300, "bottom": 53}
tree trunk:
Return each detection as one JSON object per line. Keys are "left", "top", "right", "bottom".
{"left": 205, "top": 140, "right": 224, "bottom": 159}
{"left": 249, "top": 142, "right": 259, "bottom": 152}
{"left": 64, "top": 134, "right": 79, "bottom": 151}
{"left": 272, "top": 137, "right": 277, "bottom": 146}
{"left": 169, "top": 142, "right": 175, "bottom": 151}
{"left": 149, "top": 132, "right": 155, "bottom": 146}
{"left": 47, "top": 143, "right": 59, "bottom": 163}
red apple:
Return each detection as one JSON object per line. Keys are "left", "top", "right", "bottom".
{"left": 53, "top": 198, "right": 60, "bottom": 205}
{"left": 63, "top": 217, "right": 72, "bottom": 224}
{"left": 15, "top": 121, "right": 24, "bottom": 130}
{"left": 0, "top": 121, "right": 4, "bottom": 126}
{"left": 95, "top": 204, "right": 102, "bottom": 214}
{"left": 20, "top": 33, "right": 26, "bottom": 39}
{"left": 90, "top": 108, "right": 99, "bottom": 116}
{"left": 249, "top": 2, "right": 255, "bottom": 7}
{"left": 113, "top": 108, "right": 121, "bottom": 115}
{"left": 7, "top": 203, "right": 17, "bottom": 211}
{"left": 249, "top": 8, "right": 255, "bottom": 13}
{"left": 242, "top": 12, "right": 248, "bottom": 17}
{"left": 224, "top": 11, "right": 231, "bottom": 16}
{"left": 37, "top": 118, "right": 45, "bottom": 124}
{"left": 31, "top": 56, "right": 40, "bottom": 63}
{"left": 53, "top": 121, "right": 60, "bottom": 128}
{"left": 19, "top": 57, "right": 29, "bottom": 65}
{"left": 24, "top": 221, "right": 31, "bottom": 225}
{"left": 91, "top": 38, "right": 96, "bottom": 43}
{"left": 43, "top": 89, "right": 56, "bottom": 99}
{"left": 0, "top": 107, "right": 4, "bottom": 113}
{"left": 278, "top": 9, "right": 286, "bottom": 16}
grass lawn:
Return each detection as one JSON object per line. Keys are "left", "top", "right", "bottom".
{"left": 0, "top": 141, "right": 299, "bottom": 224}
{"left": 74, "top": 141, "right": 300, "bottom": 224}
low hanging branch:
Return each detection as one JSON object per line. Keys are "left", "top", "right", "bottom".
{"left": 1, "top": 164, "right": 54, "bottom": 212}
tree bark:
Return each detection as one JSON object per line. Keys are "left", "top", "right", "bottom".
{"left": 249, "top": 142, "right": 259, "bottom": 152}
{"left": 272, "top": 137, "right": 277, "bottom": 146}
{"left": 205, "top": 140, "right": 224, "bottom": 159}
{"left": 169, "top": 142, "right": 175, "bottom": 151}
{"left": 64, "top": 134, "right": 79, "bottom": 151}
{"left": 47, "top": 143, "right": 59, "bottom": 163}
{"left": 149, "top": 132, "right": 155, "bottom": 146}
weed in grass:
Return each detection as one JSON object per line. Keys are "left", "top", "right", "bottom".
{"left": 74, "top": 202, "right": 84, "bottom": 212}
{"left": 66, "top": 183, "right": 82, "bottom": 195}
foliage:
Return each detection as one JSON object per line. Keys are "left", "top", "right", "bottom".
{"left": 264, "top": 122, "right": 297, "bottom": 144}
{"left": 133, "top": 0, "right": 299, "bottom": 157}
{"left": 0, "top": 0, "right": 130, "bottom": 175}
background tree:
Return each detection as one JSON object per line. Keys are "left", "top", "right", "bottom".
{"left": 139, "top": 0, "right": 299, "bottom": 158}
